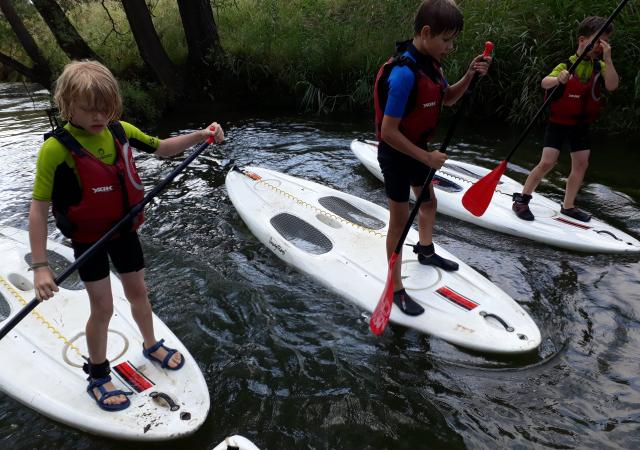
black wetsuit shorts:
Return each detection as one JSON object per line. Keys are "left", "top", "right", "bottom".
{"left": 543, "top": 122, "right": 591, "bottom": 152}
{"left": 71, "top": 231, "right": 145, "bottom": 282}
{"left": 377, "top": 140, "right": 433, "bottom": 203}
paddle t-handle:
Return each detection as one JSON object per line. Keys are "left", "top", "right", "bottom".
{"left": 482, "top": 41, "right": 493, "bottom": 59}
{"left": 467, "top": 41, "right": 493, "bottom": 93}
{"left": 207, "top": 125, "right": 217, "bottom": 144}
{"left": 441, "top": 40, "right": 493, "bottom": 153}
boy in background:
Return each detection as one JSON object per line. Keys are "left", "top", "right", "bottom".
{"left": 513, "top": 16, "right": 619, "bottom": 222}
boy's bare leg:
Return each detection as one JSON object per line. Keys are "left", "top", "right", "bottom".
{"left": 386, "top": 199, "right": 410, "bottom": 289}
{"left": 411, "top": 183, "right": 436, "bottom": 248}
{"left": 120, "top": 270, "right": 182, "bottom": 369}
{"left": 522, "top": 147, "right": 561, "bottom": 195}
{"left": 563, "top": 149, "right": 590, "bottom": 209}
{"left": 85, "top": 277, "right": 126, "bottom": 406}
{"left": 410, "top": 182, "right": 457, "bottom": 271}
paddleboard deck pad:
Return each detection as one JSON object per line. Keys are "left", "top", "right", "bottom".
{"left": 351, "top": 139, "right": 640, "bottom": 253}
{"left": 226, "top": 166, "right": 540, "bottom": 354}
{"left": 0, "top": 227, "right": 209, "bottom": 441}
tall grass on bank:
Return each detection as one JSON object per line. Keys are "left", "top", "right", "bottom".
{"left": 0, "top": 0, "right": 184, "bottom": 123}
{"left": 217, "top": 0, "right": 640, "bottom": 132}
{"left": 219, "top": 0, "right": 639, "bottom": 131}
{"left": 1, "top": 0, "right": 638, "bottom": 132}
{"left": 456, "top": 0, "right": 640, "bottom": 131}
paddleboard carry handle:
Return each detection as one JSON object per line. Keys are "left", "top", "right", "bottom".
{"left": 150, "top": 391, "right": 180, "bottom": 411}
{"left": 479, "top": 311, "right": 514, "bottom": 332}
{"left": 0, "top": 135, "right": 220, "bottom": 341}
{"left": 594, "top": 229, "right": 622, "bottom": 241}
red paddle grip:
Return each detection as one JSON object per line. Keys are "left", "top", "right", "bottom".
{"left": 482, "top": 41, "right": 494, "bottom": 58}
{"left": 207, "top": 126, "right": 217, "bottom": 144}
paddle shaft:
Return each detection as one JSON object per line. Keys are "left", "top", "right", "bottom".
{"left": 504, "top": 0, "right": 628, "bottom": 162}
{"left": 392, "top": 43, "right": 492, "bottom": 255}
{"left": 0, "top": 136, "right": 216, "bottom": 341}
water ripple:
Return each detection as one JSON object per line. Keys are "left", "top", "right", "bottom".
{"left": 1, "top": 84, "right": 639, "bottom": 449}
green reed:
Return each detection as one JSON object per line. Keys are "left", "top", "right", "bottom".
{"left": 1, "top": 0, "right": 638, "bottom": 131}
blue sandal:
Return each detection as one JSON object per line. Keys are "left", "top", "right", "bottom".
{"left": 142, "top": 339, "right": 185, "bottom": 370}
{"left": 87, "top": 375, "right": 133, "bottom": 412}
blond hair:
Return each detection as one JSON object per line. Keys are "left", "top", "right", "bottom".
{"left": 53, "top": 60, "right": 122, "bottom": 122}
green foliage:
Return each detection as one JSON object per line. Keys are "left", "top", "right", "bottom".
{"left": 215, "top": 0, "right": 640, "bottom": 131}
{"left": 454, "top": 0, "right": 640, "bottom": 131}
{"left": 216, "top": 0, "right": 416, "bottom": 111}
{"left": 1, "top": 0, "right": 638, "bottom": 131}
{"left": 0, "top": 0, "right": 184, "bottom": 122}
{"left": 119, "top": 78, "right": 167, "bottom": 124}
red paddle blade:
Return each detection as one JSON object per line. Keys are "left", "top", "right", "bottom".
{"left": 462, "top": 160, "right": 508, "bottom": 217}
{"left": 370, "top": 252, "right": 399, "bottom": 335}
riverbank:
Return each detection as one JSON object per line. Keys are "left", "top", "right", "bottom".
{"left": 1, "top": 0, "right": 638, "bottom": 129}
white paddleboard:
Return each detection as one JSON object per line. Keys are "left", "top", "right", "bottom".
{"left": 351, "top": 139, "right": 640, "bottom": 254}
{"left": 226, "top": 166, "right": 540, "bottom": 354}
{"left": 213, "top": 435, "right": 261, "bottom": 450}
{"left": 0, "top": 227, "right": 209, "bottom": 441}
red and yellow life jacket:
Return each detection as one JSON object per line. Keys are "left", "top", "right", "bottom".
{"left": 49, "top": 122, "right": 145, "bottom": 243}
{"left": 374, "top": 52, "right": 447, "bottom": 148}
{"left": 548, "top": 60, "right": 603, "bottom": 125}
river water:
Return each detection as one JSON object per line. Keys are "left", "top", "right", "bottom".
{"left": 0, "top": 83, "right": 638, "bottom": 449}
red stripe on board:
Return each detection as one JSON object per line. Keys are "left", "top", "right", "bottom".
{"left": 436, "top": 286, "right": 478, "bottom": 311}
{"left": 114, "top": 361, "right": 154, "bottom": 392}
{"left": 554, "top": 217, "right": 592, "bottom": 230}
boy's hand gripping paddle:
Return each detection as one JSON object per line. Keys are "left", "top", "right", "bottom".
{"left": 370, "top": 41, "right": 493, "bottom": 336}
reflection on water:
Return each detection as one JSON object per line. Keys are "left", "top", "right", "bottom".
{"left": 0, "top": 83, "right": 639, "bottom": 449}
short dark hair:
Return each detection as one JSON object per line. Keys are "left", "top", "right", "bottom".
{"left": 578, "top": 16, "right": 614, "bottom": 38}
{"left": 414, "top": 0, "right": 464, "bottom": 36}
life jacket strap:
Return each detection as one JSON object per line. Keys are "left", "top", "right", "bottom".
{"left": 107, "top": 121, "right": 127, "bottom": 147}
{"left": 47, "top": 127, "right": 87, "bottom": 157}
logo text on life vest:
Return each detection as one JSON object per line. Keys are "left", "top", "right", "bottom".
{"left": 421, "top": 101, "right": 437, "bottom": 108}
{"left": 92, "top": 185, "right": 115, "bottom": 194}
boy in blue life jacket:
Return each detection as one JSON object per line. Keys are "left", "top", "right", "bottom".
{"left": 513, "top": 16, "right": 619, "bottom": 222}
{"left": 374, "top": 0, "right": 490, "bottom": 316}
{"left": 29, "top": 60, "right": 224, "bottom": 411}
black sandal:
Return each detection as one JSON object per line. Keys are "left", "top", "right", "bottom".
{"left": 83, "top": 359, "right": 132, "bottom": 411}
